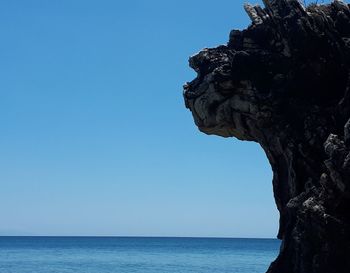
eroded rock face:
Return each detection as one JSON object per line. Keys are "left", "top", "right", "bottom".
{"left": 183, "top": 1, "right": 350, "bottom": 272}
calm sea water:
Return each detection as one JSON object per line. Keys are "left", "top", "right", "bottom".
{"left": 0, "top": 237, "right": 280, "bottom": 273}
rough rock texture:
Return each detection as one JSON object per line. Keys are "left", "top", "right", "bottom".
{"left": 183, "top": 1, "right": 350, "bottom": 272}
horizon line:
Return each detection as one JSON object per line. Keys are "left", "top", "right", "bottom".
{"left": 0, "top": 235, "right": 278, "bottom": 240}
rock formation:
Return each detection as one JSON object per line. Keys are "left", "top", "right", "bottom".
{"left": 183, "top": 1, "right": 350, "bottom": 272}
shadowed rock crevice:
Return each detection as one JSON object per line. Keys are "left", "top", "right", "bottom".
{"left": 183, "top": 1, "right": 350, "bottom": 272}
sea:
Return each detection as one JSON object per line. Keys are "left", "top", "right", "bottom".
{"left": 0, "top": 237, "right": 280, "bottom": 273}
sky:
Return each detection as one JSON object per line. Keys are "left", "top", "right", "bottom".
{"left": 0, "top": 0, "right": 332, "bottom": 238}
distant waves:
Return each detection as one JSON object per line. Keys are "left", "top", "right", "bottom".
{"left": 0, "top": 236, "right": 280, "bottom": 273}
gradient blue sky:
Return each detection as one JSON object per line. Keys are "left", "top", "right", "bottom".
{"left": 0, "top": 0, "right": 330, "bottom": 238}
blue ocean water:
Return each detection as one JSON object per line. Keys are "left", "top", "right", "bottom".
{"left": 0, "top": 237, "right": 280, "bottom": 273}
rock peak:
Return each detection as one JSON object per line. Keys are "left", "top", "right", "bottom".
{"left": 184, "top": 1, "right": 350, "bottom": 272}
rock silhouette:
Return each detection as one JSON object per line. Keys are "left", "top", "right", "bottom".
{"left": 184, "top": 1, "right": 350, "bottom": 272}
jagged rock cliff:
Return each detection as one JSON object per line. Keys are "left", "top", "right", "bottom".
{"left": 183, "top": 1, "right": 350, "bottom": 272}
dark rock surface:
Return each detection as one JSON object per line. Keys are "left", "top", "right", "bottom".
{"left": 183, "top": 1, "right": 350, "bottom": 272}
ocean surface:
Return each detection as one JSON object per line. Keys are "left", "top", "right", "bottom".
{"left": 0, "top": 237, "right": 280, "bottom": 273}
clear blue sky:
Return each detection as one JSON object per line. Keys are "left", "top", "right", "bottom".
{"left": 0, "top": 0, "right": 328, "bottom": 238}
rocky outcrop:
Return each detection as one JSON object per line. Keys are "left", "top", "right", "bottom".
{"left": 183, "top": 1, "right": 350, "bottom": 272}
